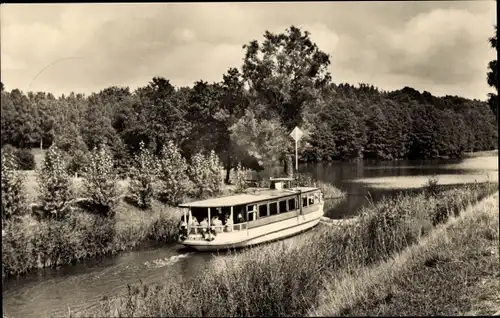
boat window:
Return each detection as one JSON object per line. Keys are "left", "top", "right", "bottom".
{"left": 308, "top": 195, "right": 315, "bottom": 205}
{"left": 234, "top": 205, "right": 246, "bottom": 223}
{"left": 288, "top": 198, "right": 296, "bottom": 211}
{"left": 269, "top": 202, "right": 278, "bottom": 216}
{"left": 279, "top": 199, "right": 288, "bottom": 213}
{"left": 248, "top": 211, "right": 256, "bottom": 222}
{"left": 314, "top": 192, "right": 320, "bottom": 203}
{"left": 258, "top": 204, "right": 268, "bottom": 218}
{"left": 302, "top": 196, "right": 308, "bottom": 208}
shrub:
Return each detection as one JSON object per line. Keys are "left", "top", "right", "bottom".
{"left": 128, "top": 141, "right": 158, "bottom": 209}
{"left": 206, "top": 150, "right": 225, "bottom": 196}
{"left": 425, "top": 175, "right": 440, "bottom": 197}
{"left": 81, "top": 146, "right": 121, "bottom": 217}
{"left": 67, "top": 149, "right": 90, "bottom": 177}
{"left": 233, "top": 162, "right": 250, "bottom": 193}
{"left": 188, "top": 151, "right": 224, "bottom": 199}
{"left": 157, "top": 141, "right": 191, "bottom": 205}
{"left": 37, "top": 144, "right": 74, "bottom": 219}
{"left": 1, "top": 151, "right": 28, "bottom": 220}
{"left": 15, "top": 148, "right": 36, "bottom": 170}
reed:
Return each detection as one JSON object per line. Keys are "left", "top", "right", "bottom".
{"left": 75, "top": 181, "right": 498, "bottom": 317}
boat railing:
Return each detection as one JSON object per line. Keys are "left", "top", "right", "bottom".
{"left": 188, "top": 222, "right": 248, "bottom": 235}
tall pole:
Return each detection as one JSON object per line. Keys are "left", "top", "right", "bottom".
{"left": 295, "top": 139, "right": 298, "bottom": 172}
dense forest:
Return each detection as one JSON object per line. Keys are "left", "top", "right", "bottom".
{"left": 1, "top": 26, "right": 498, "bottom": 181}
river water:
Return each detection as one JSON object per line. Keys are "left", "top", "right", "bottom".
{"left": 2, "top": 155, "right": 498, "bottom": 318}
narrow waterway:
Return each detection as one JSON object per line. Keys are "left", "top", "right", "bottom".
{"left": 2, "top": 155, "right": 498, "bottom": 318}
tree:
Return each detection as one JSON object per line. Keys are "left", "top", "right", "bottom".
{"left": 213, "top": 68, "right": 250, "bottom": 183}
{"left": 1, "top": 151, "right": 28, "bottom": 220}
{"left": 230, "top": 109, "right": 289, "bottom": 169}
{"left": 242, "top": 25, "right": 331, "bottom": 130}
{"left": 37, "top": 145, "right": 74, "bottom": 219}
{"left": 128, "top": 141, "right": 158, "bottom": 209}
{"left": 188, "top": 151, "right": 225, "bottom": 199}
{"left": 157, "top": 141, "right": 191, "bottom": 205}
{"left": 487, "top": 25, "right": 498, "bottom": 119}
{"left": 183, "top": 81, "right": 222, "bottom": 157}
{"left": 82, "top": 145, "right": 121, "bottom": 216}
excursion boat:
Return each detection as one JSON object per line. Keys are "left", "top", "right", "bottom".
{"left": 177, "top": 178, "right": 324, "bottom": 252}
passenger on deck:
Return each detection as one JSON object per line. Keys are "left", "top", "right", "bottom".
{"left": 224, "top": 214, "right": 233, "bottom": 232}
{"left": 211, "top": 216, "right": 223, "bottom": 234}
{"left": 189, "top": 215, "right": 199, "bottom": 227}
{"left": 200, "top": 217, "right": 209, "bottom": 232}
{"left": 236, "top": 212, "right": 245, "bottom": 224}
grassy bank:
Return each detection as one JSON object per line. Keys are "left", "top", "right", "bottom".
{"left": 311, "top": 192, "right": 499, "bottom": 316}
{"left": 72, "top": 182, "right": 498, "bottom": 317}
{"left": 1, "top": 199, "right": 183, "bottom": 278}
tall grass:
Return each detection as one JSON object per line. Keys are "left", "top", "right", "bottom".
{"left": 75, "top": 181, "right": 498, "bottom": 317}
{"left": 1, "top": 200, "right": 183, "bottom": 278}
{"left": 311, "top": 192, "right": 499, "bottom": 316}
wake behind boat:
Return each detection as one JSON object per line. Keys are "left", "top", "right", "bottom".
{"left": 177, "top": 178, "right": 324, "bottom": 251}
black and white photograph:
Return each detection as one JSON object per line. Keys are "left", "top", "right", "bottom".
{"left": 1, "top": 1, "right": 499, "bottom": 317}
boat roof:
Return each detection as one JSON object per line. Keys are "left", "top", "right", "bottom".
{"left": 269, "top": 177, "right": 294, "bottom": 181}
{"left": 179, "top": 187, "right": 319, "bottom": 208}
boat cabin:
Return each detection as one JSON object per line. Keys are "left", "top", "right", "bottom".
{"left": 178, "top": 178, "right": 323, "bottom": 238}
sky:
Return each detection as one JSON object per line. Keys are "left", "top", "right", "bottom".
{"left": 0, "top": 1, "right": 497, "bottom": 100}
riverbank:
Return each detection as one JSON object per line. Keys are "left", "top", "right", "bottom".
{"left": 1, "top": 199, "right": 184, "bottom": 279}
{"left": 71, "top": 182, "right": 498, "bottom": 317}
{"left": 2, "top": 170, "right": 344, "bottom": 280}
{"left": 311, "top": 191, "right": 499, "bottom": 316}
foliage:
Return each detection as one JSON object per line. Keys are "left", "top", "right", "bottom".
{"left": 233, "top": 162, "right": 251, "bottom": 193}
{"left": 15, "top": 148, "right": 36, "bottom": 170}
{"left": 67, "top": 149, "right": 90, "bottom": 177}
{"left": 1, "top": 151, "right": 28, "bottom": 220}
{"left": 230, "top": 109, "right": 289, "bottom": 169}
{"left": 487, "top": 25, "right": 497, "bottom": 119}
{"left": 188, "top": 151, "right": 225, "bottom": 199}
{"left": 128, "top": 141, "right": 158, "bottom": 209}
{"left": 37, "top": 145, "right": 74, "bottom": 219}
{"left": 425, "top": 175, "right": 440, "bottom": 197}
{"left": 1, "top": 202, "right": 183, "bottom": 278}
{"left": 156, "top": 141, "right": 191, "bottom": 205}
{"left": 0, "top": 145, "right": 36, "bottom": 170}
{"left": 0, "top": 25, "right": 497, "bottom": 167}
{"left": 82, "top": 146, "right": 121, "bottom": 216}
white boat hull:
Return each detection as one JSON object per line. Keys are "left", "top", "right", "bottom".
{"left": 180, "top": 203, "right": 324, "bottom": 252}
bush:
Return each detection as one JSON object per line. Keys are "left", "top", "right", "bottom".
{"left": 425, "top": 175, "right": 440, "bottom": 197}
{"left": 188, "top": 151, "right": 224, "bottom": 199}
{"left": 128, "top": 141, "right": 158, "bottom": 209}
{"left": 233, "top": 162, "right": 250, "bottom": 193}
{"left": 1, "top": 151, "right": 28, "bottom": 220}
{"left": 67, "top": 149, "right": 90, "bottom": 177}
{"left": 81, "top": 146, "right": 121, "bottom": 216}
{"left": 157, "top": 141, "right": 191, "bottom": 205}
{"left": 37, "top": 145, "right": 75, "bottom": 219}
{"left": 15, "top": 148, "right": 36, "bottom": 170}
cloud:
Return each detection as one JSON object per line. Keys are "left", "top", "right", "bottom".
{"left": 0, "top": 2, "right": 496, "bottom": 100}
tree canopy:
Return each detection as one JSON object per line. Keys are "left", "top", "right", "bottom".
{"left": 1, "top": 25, "right": 497, "bottom": 177}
